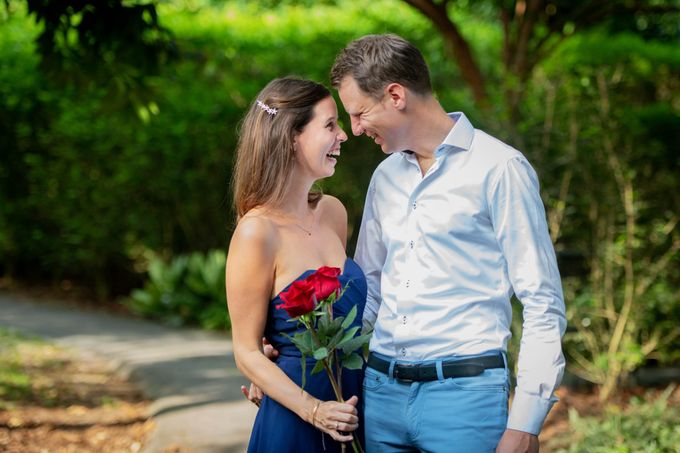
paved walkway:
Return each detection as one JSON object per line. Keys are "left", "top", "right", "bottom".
{"left": 0, "top": 291, "right": 258, "bottom": 453}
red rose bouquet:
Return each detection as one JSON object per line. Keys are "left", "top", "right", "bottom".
{"left": 277, "top": 266, "right": 370, "bottom": 453}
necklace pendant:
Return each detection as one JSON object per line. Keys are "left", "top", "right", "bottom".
{"left": 295, "top": 224, "right": 312, "bottom": 236}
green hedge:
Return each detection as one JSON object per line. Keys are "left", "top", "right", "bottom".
{"left": 0, "top": 0, "right": 464, "bottom": 296}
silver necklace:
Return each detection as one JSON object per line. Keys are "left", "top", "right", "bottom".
{"left": 293, "top": 223, "right": 313, "bottom": 236}
{"left": 290, "top": 211, "right": 314, "bottom": 236}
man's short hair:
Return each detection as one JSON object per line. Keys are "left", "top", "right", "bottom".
{"left": 330, "top": 33, "right": 432, "bottom": 99}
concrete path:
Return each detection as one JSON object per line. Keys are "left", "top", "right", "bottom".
{"left": 0, "top": 291, "right": 258, "bottom": 453}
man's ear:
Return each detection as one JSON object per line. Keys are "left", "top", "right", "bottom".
{"left": 385, "top": 83, "right": 407, "bottom": 110}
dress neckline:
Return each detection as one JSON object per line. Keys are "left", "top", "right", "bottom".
{"left": 272, "top": 257, "right": 353, "bottom": 301}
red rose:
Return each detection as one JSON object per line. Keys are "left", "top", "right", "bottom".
{"left": 306, "top": 266, "right": 342, "bottom": 300}
{"left": 277, "top": 279, "right": 316, "bottom": 318}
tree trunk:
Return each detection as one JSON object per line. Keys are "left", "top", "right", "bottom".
{"left": 403, "top": 0, "right": 489, "bottom": 108}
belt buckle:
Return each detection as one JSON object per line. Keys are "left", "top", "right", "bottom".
{"left": 394, "top": 363, "right": 416, "bottom": 382}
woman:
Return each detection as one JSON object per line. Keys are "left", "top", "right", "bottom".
{"left": 226, "top": 77, "right": 367, "bottom": 452}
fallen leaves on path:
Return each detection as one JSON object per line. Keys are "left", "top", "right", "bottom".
{"left": 1, "top": 331, "right": 153, "bottom": 452}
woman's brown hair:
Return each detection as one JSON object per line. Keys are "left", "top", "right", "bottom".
{"left": 232, "top": 77, "right": 331, "bottom": 219}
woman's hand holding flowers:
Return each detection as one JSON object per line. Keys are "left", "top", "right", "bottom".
{"left": 310, "top": 396, "right": 360, "bottom": 443}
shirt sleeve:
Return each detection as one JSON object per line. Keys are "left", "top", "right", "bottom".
{"left": 488, "top": 156, "right": 567, "bottom": 435}
{"left": 354, "top": 175, "right": 386, "bottom": 332}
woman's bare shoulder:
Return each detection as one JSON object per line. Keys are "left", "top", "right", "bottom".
{"left": 317, "top": 194, "right": 347, "bottom": 222}
{"left": 231, "top": 209, "right": 280, "bottom": 251}
{"left": 316, "top": 195, "right": 348, "bottom": 246}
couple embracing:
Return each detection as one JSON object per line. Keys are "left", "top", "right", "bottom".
{"left": 226, "top": 34, "right": 566, "bottom": 453}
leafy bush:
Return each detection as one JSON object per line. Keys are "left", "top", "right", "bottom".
{"left": 126, "top": 250, "right": 229, "bottom": 330}
{"left": 0, "top": 0, "right": 449, "bottom": 296}
{"left": 527, "top": 31, "right": 680, "bottom": 398}
{"left": 551, "top": 386, "right": 680, "bottom": 453}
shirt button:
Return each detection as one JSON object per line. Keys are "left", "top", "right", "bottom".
{"left": 412, "top": 202, "right": 417, "bottom": 210}
{"left": 405, "top": 280, "right": 410, "bottom": 288}
{"left": 409, "top": 240, "right": 414, "bottom": 249}
{"left": 400, "top": 348, "right": 407, "bottom": 357}
{"left": 402, "top": 316, "right": 407, "bottom": 325}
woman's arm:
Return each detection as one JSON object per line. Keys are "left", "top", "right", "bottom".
{"left": 226, "top": 216, "right": 358, "bottom": 441}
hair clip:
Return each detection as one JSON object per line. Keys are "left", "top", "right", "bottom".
{"left": 256, "top": 100, "right": 278, "bottom": 116}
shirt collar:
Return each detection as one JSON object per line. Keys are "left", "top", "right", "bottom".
{"left": 439, "top": 112, "right": 474, "bottom": 155}
{"left": 400, "top": 112, "right": 475, "bottom": 162}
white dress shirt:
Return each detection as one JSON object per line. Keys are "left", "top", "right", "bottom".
{"left": 354, "top": 112, "right": 566, "bottom": 435}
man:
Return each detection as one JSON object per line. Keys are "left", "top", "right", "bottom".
{"left": 330, "top": 34, "right": 566, "bottom": 452}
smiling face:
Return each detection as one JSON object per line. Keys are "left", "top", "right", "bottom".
{"left": 294, "top": 96, "right": 348, "bottom": 179}
{"left": 337, "top": 76, "right": 407, "bottom": 154}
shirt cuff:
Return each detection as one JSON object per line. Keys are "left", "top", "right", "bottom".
{"left": 507, "top": 389, "right": 558, "bottom": 435}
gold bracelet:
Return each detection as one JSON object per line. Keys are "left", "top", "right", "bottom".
{"left": 311, "top": 401, "right": 321, "bottom": 428}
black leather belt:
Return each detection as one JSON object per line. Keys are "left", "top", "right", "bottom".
{"left": 367, "top": 352, "right": 504, "bottom": 382}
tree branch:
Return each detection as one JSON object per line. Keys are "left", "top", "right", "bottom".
{"left": 501, "top": 7, "right": 512, "bottom": 68}
{"left": 635, "top": 235, "right": 680, "bottom": 297}
{"left": 512, "top": 0, "right": 542, "bottom": 78}
{"left": 403, "top": 0, "right": 489, "bottom": 106}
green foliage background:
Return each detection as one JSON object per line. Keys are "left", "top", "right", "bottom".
{"left": 548, "top": 386, "right": 680, "bottom": 452}
{"left": 0, "top": 1, "right": 678, "bottom": 384}
{"left": 0, "top": 0, "right": 456, "bottom": 295}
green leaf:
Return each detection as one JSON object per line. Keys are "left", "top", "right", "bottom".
{"left": 288, "top": 332, "right": 313, "bottom": 355}
{"left": 326, "top": 327, "right": 346, "bottom": 351}
{"left": 362, "top": 341, "right": 370, "bottom": 358}
{"left": 311, "top": 359, "right": 325, "bottom": 375}
{"left": 316, "top": 315, "right": 341, "bottom": 343}
{"left": 313, "top": 347, "right": 328, "bottom": 360}
{"left": 336, "top": 326, "right": 360, "bottom": 348}
{"left": 300, "top": 356, "right": 307, "bottom": 390}
{"left": 317, "top": 313, "right": 330, "bottom": 331}
{"left": 341, "top": 333, "right": 372, "bottom": 355}
{"left": 331, "top": 316, "right": 344, "bottom": 331}
{"left": 341, "top": 352, "right": 364, "bottom": 370}
{"left": 315, "top": 327, "right": 328, "bottom": 344}
{"left": 302, "top": 332, "right": 315, "bottom": 352}
{"left": 341, "top": 305, "right": 357, "bottom": 329}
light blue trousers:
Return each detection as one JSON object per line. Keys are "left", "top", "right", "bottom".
{"left": 363, "top": 351, "right": 509, "bottom": 453}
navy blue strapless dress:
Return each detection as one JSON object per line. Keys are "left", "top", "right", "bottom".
{"left": 247, "top": 257, "right": 367, "bottom": 453}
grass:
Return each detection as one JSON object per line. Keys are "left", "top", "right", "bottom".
{"left": 0, "top": 329, "right": 38, "bottom": 408}
{"left": 0, "top": 328, "right": 71, "bottom": 409}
